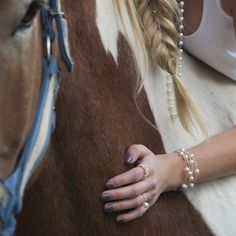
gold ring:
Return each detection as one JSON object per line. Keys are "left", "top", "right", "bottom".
{"left": 143, "top": 202, "right": 150, "bottom": 209}
{"left": 137, "top": 164, "right": 150, "bottom": 180}
{"left": 141, "top": 193, "right": 147, "bottom": 202}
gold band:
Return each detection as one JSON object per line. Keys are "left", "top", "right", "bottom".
{"left": 137, "top": 164, "right": 150, "bottom": 180}
{"left": 141, "top": 193, "right": 147, "bottom": 202}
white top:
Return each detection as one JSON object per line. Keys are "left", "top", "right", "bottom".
{"left": 184, "top": 0, "right": 236, "bottom": 80}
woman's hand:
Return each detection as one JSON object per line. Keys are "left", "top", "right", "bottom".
{"left": 101, "top": 144, "right": 185, "bottom": 223}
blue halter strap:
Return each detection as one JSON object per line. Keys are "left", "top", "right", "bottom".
{"left": 0, "top": 1, "right": 73, "bottom": 235}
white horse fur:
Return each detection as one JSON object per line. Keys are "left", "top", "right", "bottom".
{"left": 96, "top": 1, "right": 236, "bottom": 235}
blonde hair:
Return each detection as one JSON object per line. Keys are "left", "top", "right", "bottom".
{"left": 114, "top": 0, "right": 204, "bottom": 132}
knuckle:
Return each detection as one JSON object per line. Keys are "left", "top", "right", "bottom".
{"left": 132, "top": 168, "right": 141, "bottom": 180}
{"left": 135, "top": 196, "right": 142, "bottom": 206}
{"left": 130, "top": 187, "right": 139, "bottom": 197}
{"left": 115, "top": 202, "right": 122, "bottom": 210}
{"left": 138, "top": 195, "right": 144, "bottom": 205}
{"left": 114, "top": 177, "right": 123, "bottom": 186}
{"left": 150, "top": 180, "right": 157, "bottom": 190}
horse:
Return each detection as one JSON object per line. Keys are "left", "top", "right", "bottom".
{"left": 1, "top": 0, "right": 235, "bottom": 235}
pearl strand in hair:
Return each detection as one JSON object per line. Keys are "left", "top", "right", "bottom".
{"left": 178, "top": 1, "right": 184, "bottom": 78}
{"left": 166, "top": 1, "right": 185, "bottom": 120}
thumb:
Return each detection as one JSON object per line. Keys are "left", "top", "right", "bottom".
{"left": 124, "top": 144, "right": 153, "bottom": 164}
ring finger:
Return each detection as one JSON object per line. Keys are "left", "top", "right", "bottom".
{"left": 104, "top": 191, "right": 153, "bottom": 213}
{"left": 101, "top": 179, "right": 153, "bottom": 202}
{"left": 116, "top": 200, "right": 152, "bottom": 223}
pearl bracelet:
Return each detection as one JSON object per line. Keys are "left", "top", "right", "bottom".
{"left": 175, "top": 149, "right": 200, "bottom": 189}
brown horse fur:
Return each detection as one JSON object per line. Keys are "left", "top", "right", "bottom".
{"left": 14, "top": 0, "right": 213, "bottom": 235}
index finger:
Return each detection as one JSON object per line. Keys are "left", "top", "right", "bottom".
{"left": 106, "top": 159, "right": 151, "bottom": 189}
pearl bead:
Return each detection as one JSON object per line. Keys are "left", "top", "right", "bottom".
{"left": 195, "top": 169, "right": 200, "bottom": 174}
{"left": 188, "top": 171, "right": 193, "bottom": 176}
{"left": 143, "top": 202, "right": 150, "bottom": 208}
{"left": 180, "top": 16, "right": 184, "bottom": 22}
{"left": 181, "top": 9, "right": 184, "bottom": 13}
{"left": 190, "top": 183, "right": 195, "bottom": 188}
{"left": 182, "top": 184, "right": 188, "bottom": 189}
{"left": 184, "top": 167, "right": 190, "bottom": 172}
{"left": 180, "top": 1, "right": 184, "bottom": 7}
{"left": 189, "top": 176, "right": 194, "bottom": 181}
{"left": 179, "top": 24, "right": 184, "bottom": 30}
{"left": 171, "top": 113, "right": 177, "bottom": 119}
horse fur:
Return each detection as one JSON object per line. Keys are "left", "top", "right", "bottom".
{"left": 15, "top": 0, "right": 213, "bottom": 235}
{"left": 96, "top": 1, "right": 236, "bottom": 235}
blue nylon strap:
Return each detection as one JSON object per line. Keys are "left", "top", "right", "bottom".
{"left": 41, "top": 0, "right": 73, "bottom": 72}
{"left": 41, "top": 7, "right": 55, "bottom": 43}
{"left": 49, "top": 0, "right": 74, "bottom": 72}
{"left": 0, "top": 58, "right": 60, "bottom": 236}
{"left": 0, "top": 1, "right": 73, "bottom": 235}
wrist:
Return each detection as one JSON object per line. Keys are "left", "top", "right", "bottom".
{"left": 166, "top": 153, "right": 187, "bottom": 190}
{"left": 175, "top": 149, "right": 200, "bottom": 189}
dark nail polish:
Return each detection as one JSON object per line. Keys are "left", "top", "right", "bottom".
{"left": 105, "top": 204, "right": 113, "bottom": 212}
{"left": 106, "top": 182, "right": 115, "bottom": 189}
{"left": 116, "top": 217, "right": 125, "bottom": 223}
{"left": 101, "top": 193, "right": 111, "bottom": 201}
{"left": 124, "top": 154, "right": 133, "bottom": 164}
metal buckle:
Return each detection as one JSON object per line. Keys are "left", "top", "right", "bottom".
{"left": 46, "top": 35, "right": 52, "bottom": 60}
{"left": 50, "top": 11, "right": 65, "bottom": 18}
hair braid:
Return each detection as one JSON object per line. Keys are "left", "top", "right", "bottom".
{"left": 115, "top": 0, "right": 205, "bottom": 132}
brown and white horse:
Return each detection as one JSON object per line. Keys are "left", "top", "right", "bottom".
{"left": 0, "top": 0, "right": 235, "bottom": 235}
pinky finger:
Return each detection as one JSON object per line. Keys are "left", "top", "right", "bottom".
{"left": 116, "top": 204, "right": 149, "bottom": 223}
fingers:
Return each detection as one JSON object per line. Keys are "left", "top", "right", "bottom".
{"left": 116, "top": 202, "right": 151, "bottom": 223}
{"left": 106, "top": 164, "right": 150, "bottom": 189}
{"left": 102, "top": 144, "right": 161, "bottom": 223}
{"left": 101, "top": 178, "right": 154, "bottom": 201}
{"left": 104, "top": 191, "right": 156, "bottom": 213}
{"left": 104, "top": 194, "right": 144, "bottom": 213}
{"left": 124, "top": 144, "right": 153, "bottom": 164}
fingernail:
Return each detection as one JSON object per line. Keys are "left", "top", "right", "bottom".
{"left": 106, "top": 182, "right": 116, "bottom": 189}
{"left": 116, "top": 217, "right": 125, "bottom": 223}
{"left": 105, "top": 204, "right": 113, "bottom": 212}
{"left": 124, "top": 154, "right": 133, "bottom": 164}
{"left": 101, "top": 193, "right": 111, "bottom": 201}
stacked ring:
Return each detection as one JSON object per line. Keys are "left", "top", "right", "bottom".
{"left": 137, "top": 164, "right": 150, "bottom": 180}
{"left": 141, "top": 193, "right": 150, "bottom": 209}
{"left": 142, "top": 193, "right": 147, "bottom": 202}
{"left": 143, "top": 202, "right": 150, "bottom": 209}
